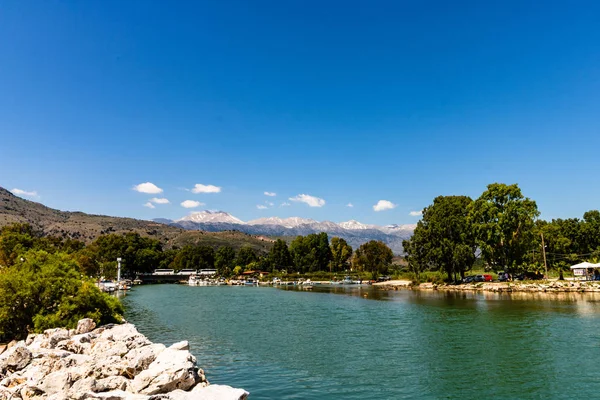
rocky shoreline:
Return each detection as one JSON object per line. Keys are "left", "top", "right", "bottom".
{"left": 375, "top": 279, "right": 600, "bottom": 293}
{"left": 0, "top": 319, "right": 248, "bottom": 400}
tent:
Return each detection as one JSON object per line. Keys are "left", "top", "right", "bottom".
{"left": 570, "top": 262, "right": 600, "bottom": 280}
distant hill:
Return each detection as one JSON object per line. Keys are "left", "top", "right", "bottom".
{"left": 0, "top": 187, "right": 274, "bottom": 254}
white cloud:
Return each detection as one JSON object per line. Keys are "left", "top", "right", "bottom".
{"left": 11, "top": 188, "right": 38, "bottom": 197}
{"left": 409, "top": 210, "right": 423, "bottom": 216}
{"left": 133, "top": 182, "right": 163, "bottom": 194}
{"left": 149, "top": 197, "right": 170, "bottom": 204}
{"left": 181, "top": 200, "right": 204, "bottom": 209}
{"left": 143, "top": 202, "right": 156, "bottom": 209}
{"left": 280, "top": 202, "right": 291, "bottom": 207}
{"left": 266, "top": 201, "right": 274, "bottom": 207}
{"left": 373, "top": 200, "right": 397, "bottom": 212}
{"left": 191, "top": 184, "right": 221, "bottom": 194}
{"left": 264, "top": 191, "right": 276, "bottom": 197}
{"left": 257, "top": 205, "right": 268, "bottom": 209}
{"left": 289, "top": 194, "right": 326, "bottom": 207}
{"left": 346, "top": 203, "right": 354, "bottom": 208}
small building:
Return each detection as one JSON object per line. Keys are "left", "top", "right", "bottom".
{"left": 198, "top": 269, "right": 217, "bottom": 276}
{"left": 570, "top": 262, "right": 600, "bottom": 280}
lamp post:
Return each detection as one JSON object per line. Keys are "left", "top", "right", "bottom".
{"left": 117, "top": 257, "right": 122, "bottom": 282}
{"left": 541, "top": 233, "right": 548, "bottom": 279}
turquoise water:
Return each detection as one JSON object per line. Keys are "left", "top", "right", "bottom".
{"left": 122, "top": 285, "right": 600, "bottom": 399}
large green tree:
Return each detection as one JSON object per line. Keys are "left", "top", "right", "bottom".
{"left": 468, "top": 183, "right": 539, "bottom": 274}
{"left": 403, "top": 196, "right": 476, "bottom": 281}
{"left": 172, "top": 245, "right": 215, "bottom": 270}
{"left": 235, "top": 246, "right": 258, "bottom": 268}
{"left": 352, "top": 240, "right": 393, "bottom": 278}
{"left": 215, "top": 246, "right": 236, "bottom": 276}
{"left": 290, "top": 233, "right": 331, "bottom": 273}
{"left": 329, "top": 237, "right": 352, "bottom": 272}
{"left": 268, "top": 239, "right": 292, "bottom": 271}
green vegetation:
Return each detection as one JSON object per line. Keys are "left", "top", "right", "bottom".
{"left": 0, "top": 225, "right": 123, "bottom": 341}
{"left": 403, "top": 182, "right": 600, "bottom": 282}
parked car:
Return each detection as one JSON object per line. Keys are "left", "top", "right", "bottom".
{"left": 498, "top": 272, "right": 509, "bottom": 282}
{"left": 483, "top": 274, "right": 493, "bottom": 282}
{"left": 514, "top": 272, "right": 544, "bottom": 281}
{"left": 474, "top": 275, "right": 485, "bottom": 282}
{"left": 462, "top": 276, "right": 475, "bottom": 283}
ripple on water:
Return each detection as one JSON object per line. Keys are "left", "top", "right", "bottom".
{"left": 123, "top": 285, "right": 600, "bottom": 400}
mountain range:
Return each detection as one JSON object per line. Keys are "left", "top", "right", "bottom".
{"left": 156, "top": 211, "right": 415, "bottom": 254}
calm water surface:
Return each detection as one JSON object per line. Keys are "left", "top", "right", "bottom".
{"left": 122, "top": 285, "right": 600, "bottom": 399}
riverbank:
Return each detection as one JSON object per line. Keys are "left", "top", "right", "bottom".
{"left": 0, "top": 319, "right": 248, "bottom": 400}
{"left": 374, "top": 279, "right": 600, "bottom": 293}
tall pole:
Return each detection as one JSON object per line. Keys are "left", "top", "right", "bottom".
{"left": 117, "top": 257, "right": 122, "bottom": 282}
{"left": 541, "top": 233, "right": 548, "bottom": 279}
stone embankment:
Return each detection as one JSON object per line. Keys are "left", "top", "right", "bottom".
{"left": 0, "top": 319, "right": 248, "bottom": 400}
{"left": 376, "top": 279, "right": 600, "bottom": 293}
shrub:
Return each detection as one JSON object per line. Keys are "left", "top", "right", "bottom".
{"left": 0, "top": 250, "right": 123, "bottom": 341}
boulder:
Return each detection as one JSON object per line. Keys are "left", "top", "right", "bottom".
{"left": 124, "top": 343, "right": 166, "bottom": 376}
{"left": 169, "top": 384, "right": 249, "bottom": 400}
{"left": 169, "top": 341, "right": 190, "bottom": 352}
{"left": 41, "top": 329, "right": 71, "bottom": 349}
{"left": 0, "top": 345, "right": 32, "bottom": 373}
{"left": 76, "top": 319, "right": 97, "bottom": 335}
{"left": 86, "top": 389, "right": 149, "bottom": 400}
{"left": 130, "top": 349, "right": 201, "bottom": 395}
{"left": 37, "top": 369, "right": 74, "bottom": 394}
{"left": 95, "top": 375, "right": 130, "bottom": 392}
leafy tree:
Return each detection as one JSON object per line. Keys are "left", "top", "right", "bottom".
{"left": 87, "top": 233, "right": 163, "bottom": 276}
{"left": 468, "top": 183, "right": 539, "bottom": 274}
{"left": 268, "top": 239, "right": 292, "bottom": 272}
{"left": 236, "top": 246, "right": 258, "bottom": 267}
{"left": 0, "top": 250, "right": 123, "bottom": 341}
{"left": 215, "top": 246, "right": 236, "bottom": 276}
{"left": 172, "top": 245, "right": 215, "bottom": 270}
{"left": 0, "top": 223, "right": 37, "bottom": 266}
{"left": 290, "top": 233, "right": 332, "bottom": 273}
{"left": 329, "top": 237, "right": 352, "bottom": 272}
{"left": 404, "top": 196, "right": 477, "bottom": 281}
{"left": 353, "top": 240, "right": 393, "bottom": 279}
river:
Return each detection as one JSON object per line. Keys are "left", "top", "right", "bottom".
{"left": 122, "top": 284, "right": 600, "bottom": 399}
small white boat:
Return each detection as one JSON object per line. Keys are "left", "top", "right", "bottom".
{"left": 244, "top": 278, "right": 258, "bottom": 286}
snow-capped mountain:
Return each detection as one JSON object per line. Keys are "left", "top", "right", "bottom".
{"left": 338, "top": 220, "right": 378, "bottom": 230}
{"left": 247, "top": 216, "right": 316, "bottom": 228}
{"left": 154, "top": 211, "right": 415, "bottom": 253}
{"left": 177, "top": 210, "right": 245, "bottom": 225}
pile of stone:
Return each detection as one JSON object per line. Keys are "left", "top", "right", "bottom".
{"left": 0, "top": 319, "right": 248, "bottom": 400}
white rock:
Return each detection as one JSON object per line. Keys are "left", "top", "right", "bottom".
{"left": 170, "top": 384, "right": 249, "bottom": 400}
{"left": 169, "top": 341, "right": 190, "bottom": 351}
{"left": 124, "top": 343, "right": 166, "bottom": 376}
{"left": 85, "top": 389, "right": 149, "bottom": 400}
{"left": 95, "top": 375, "right": 131, "bottom": 392}
{"left": 0, "top": 344, "right": 32, "bottom": 373}
{"left": 76, "top": 318, "right": 97, "bottom": 335}
{"left": 37, "top": 369, "right": 74, "bottom": 394}
{"left": 130, "top": 349, "right": 200, "bottom": 395}
{"left": 42, "top": 329, "right": 70, "bottom": 349}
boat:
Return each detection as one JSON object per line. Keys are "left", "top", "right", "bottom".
{"left": 244, "top": 278, "right": 258, "bottom": 286}
{"left": 98, "top": 280, "right": 117, "bottom": 293}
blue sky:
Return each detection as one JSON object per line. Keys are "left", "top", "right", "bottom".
{"left": 1, "top": 0, "right": 599, "bottom": 225}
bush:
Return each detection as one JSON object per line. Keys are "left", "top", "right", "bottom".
{"left": 0, "top": 250, "right": 123, "bottom": 341}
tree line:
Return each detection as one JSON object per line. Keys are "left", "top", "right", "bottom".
{"left": 403, "top": 182, "right": 600, "bottom": 281}
{"left": 0, "top": 223, "right": 394, "bottom": 279}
